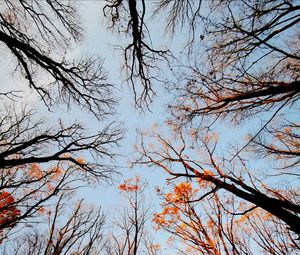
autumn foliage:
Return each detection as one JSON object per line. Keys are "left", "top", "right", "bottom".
{"left": 0, "top": 0, "right": 300, "bottom": 254}
{"left": 152, "top": 181, "right": 299, "bottom": 254}
{"left": 0, "top": 191, "right": 20, "bottom": 243}
{"left": 0, "top": 192, "right": 20, "bottom": 228}
{"left": 153, "top": 182, "right": 196, "bottom": 229}
{"left": 0, "top": 157, "right": 99, "bottom": 243}
{"left": 119, "top": 177, "right": 140, "bottom": 192}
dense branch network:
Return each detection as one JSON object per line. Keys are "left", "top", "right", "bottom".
{"left": 0, "top": 0, "right": 123, "bottom": 246}
{"left": 104, "top": 0, "right": 170, "bottom": 107}
{"left": 165, "top": 0, "right": 300, "bottom": 124}
{"left": 1, "top": 196, "right": 107, "bottom": 255}
{"left": 0, "top": 0, "right": 114, "bottom": 118}
{"left": 135, "top": 131, "right": 300, "bottom": 238}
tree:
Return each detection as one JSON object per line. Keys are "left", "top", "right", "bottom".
{"left": 103, "top": 0, "right": 170, "bottom": 107}
{"left": 1, "top": 0, "right": 299, "bottom": 253}
{"left": 108, "top": 0, "right": 300, "bottom": 253}
{"left": 0, "top": 0, "right": 122, "bottom": 244}
{"left": 0, "top": 191, "right": 20, "bottom": 241}
{"left": 106, "top": 177, "right": 161, "bottom": 255}
{"left": 1, "top": 0, "right": 114, "bottom": 117}
{"left": 108, "top": 0, "right": 300, "bottom": 117}
{"left": 153, "top": 181, "right": 299, "bottom": 254}
{"left": 0, "top": 194, "right": 107, "bottom": 255}
{"left": 136, "top": 130, "right": 300, "bottom": 253}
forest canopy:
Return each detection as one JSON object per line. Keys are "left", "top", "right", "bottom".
{"left": 0, "top": 0, "right": 299, "bottom": 254}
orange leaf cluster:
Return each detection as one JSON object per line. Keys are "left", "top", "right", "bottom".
{"left": 48, "top": 166, "right": 62, "bottom": 181}
{"left": 162, "top": 206, "right": 179, "bottom": 215}
{"left": 153, "top": 182, "right": 199, "bottom": 231}
{"left": 37, "top": 207, "right": 45, "bottom": 215}
{"left": 164, "top": 182, "right": 197, "bottom": 203}
{"left": 152, "top": 213, "right": 166, "bottom": 229}
{"left": 152, "top": 205, "right": 179, "bottom": 230}
{"left": 0, "top": 191, "right": 20, "bottom": 227}
{"left": 174, "top": 182, "right": 193, "bottom": 200}
{"left": 118, "top": 177, "right": 139, "bottom": 192}
{"left": 150, "top": 243, "right": 161, "bottom": 250}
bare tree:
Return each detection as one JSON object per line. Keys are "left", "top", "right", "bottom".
{"left": 0, "top": 0, "right": 122, "bottom": 247}
{"left": 0, "top": 194, "right": 107, "bottom": 255}
{"left": 0, "top": 105, "right": 122, "bottom": 241}
{"left": 104, "top": 0, "right": 170, "bottom": 107}
{"left": 156, "top": 1, "right": 300, "bottom": 162}
{"left": 127, "top": 0, "right": 300, "bottom": 121}
{"left": 0, "top": 0, "right": 114, "bottom": 118}
{"left": 106, "top": 177, "right": 161, "bottom": 255}
{"left": 0, "top": 106, "right": 122, "bottom": 173}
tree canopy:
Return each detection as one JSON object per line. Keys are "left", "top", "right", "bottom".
{"left": 111, "top": 0, "right": 300, "bottom": 253}
{"left": 0, "top": 0, "right": 121, "bottom": 247}
{"left": 0, "top": 0, "right": 299, "bottom": 254}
